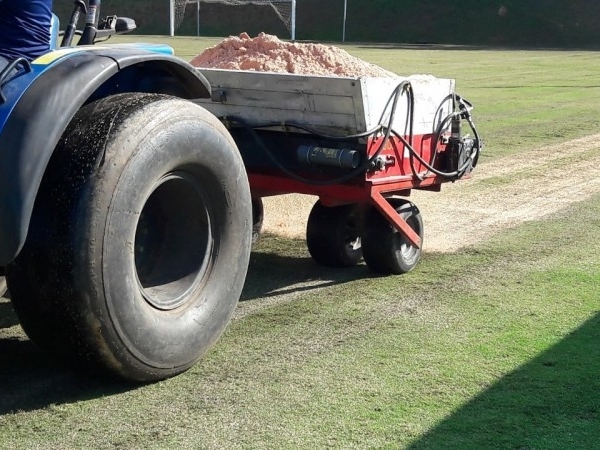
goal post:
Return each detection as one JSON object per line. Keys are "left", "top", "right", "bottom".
{"left": 169, "top": 0, "right": 296, "bottom": 40}
{"left": 170, "top": 0, "right": 200, "bottom": 37}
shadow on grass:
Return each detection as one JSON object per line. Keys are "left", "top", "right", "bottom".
{"left": 355, "top": 42, "right": 600, "bottom": 52}
{"left": 1, "top": 281, "right": 136, "bottom": 414}
{"left": 408, "top": 312, "right": 600, "bottom": 449}
{"left": 0, "top": 234, "right": 370, "bottom": 415}
{"left": 0, "top": 330, "right": 134, "bottom": 416}
{"left": 241, "top": 233, "right": 374, "bottom": 302}
{"left": 2, "top": 298, "right": 131, "bottom": 415}
{"left": 357, "top": 43, "right": 492, "bottom": 51}
{"left": 0, "top": 299, "right": 18, "bottom": 329}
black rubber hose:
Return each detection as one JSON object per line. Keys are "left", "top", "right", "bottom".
{"left": 392, "top": 111, "right": 481, "bottom": 179}
{"left": 243, "top": 120, "right": 384, "bottom": 141}
{"left": 223, "top": 83, "right": 481, "bottom": 185}
{"left": 223, "top": 80, "right": 414, "bottom": 187}
{"left": 0, "top": 58, "right": 31, "bottom": 103}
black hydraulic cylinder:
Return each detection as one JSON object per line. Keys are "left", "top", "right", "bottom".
{"left": 297, "top": 145, "right": 360, "bottom": 169}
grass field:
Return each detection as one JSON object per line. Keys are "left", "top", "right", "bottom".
{"left": 1, "top": 37, "right": 599, "bottom": 449}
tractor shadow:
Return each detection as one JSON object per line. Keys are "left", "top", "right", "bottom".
{"left": 0, "top": 298, "right": 18, "bottom": 329}
{"left": 240, "top": 233, "right": 374, "bottom": 302}
{"left": 2, "top": 299, "right": 131, "bottom": 415}
{"left": 0, "top": 233, "right": 371, "bottom": 414}
{"left": 407, "top": 312, "right": 600, "bottom": 449}
{"left": 0, "top": 336, "right": 133, "bottom": 415}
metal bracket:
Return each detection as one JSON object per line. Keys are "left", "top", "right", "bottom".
{"left": 370, "top": 190, "right": 421, "bottom": 247}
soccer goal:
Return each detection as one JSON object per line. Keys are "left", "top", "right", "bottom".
{"left": 169, "top": 0, "right": 297, "bottom": 40}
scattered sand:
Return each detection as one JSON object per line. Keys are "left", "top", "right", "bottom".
{"left": 190, "top": 32, "right": 396, "bottom": 78}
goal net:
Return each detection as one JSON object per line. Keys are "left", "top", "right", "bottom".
{"left": 169, "top": 0, "right": 296, "bottom": 39}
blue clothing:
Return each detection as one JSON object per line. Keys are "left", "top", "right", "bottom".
{"left": 0, "top": 0, "right": 53, "bottom": 61}
{"left": 0, "top": 55, "right": 8, "bottom": 71}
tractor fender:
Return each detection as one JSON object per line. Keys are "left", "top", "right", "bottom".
{"left": 0, "top": 48, "right": 211, "bottom": 265}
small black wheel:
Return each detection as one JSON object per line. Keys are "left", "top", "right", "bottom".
{"left": 251, "top": 197, "right": 264, "bottom": 244}
{"left": 7, "top": 93, "right": 252, "bottom": 382}
{"left": 362, "top": 199, "right": 423, "bottom": 274}
{"left": 306, "top": 201, "right": 363, "bottom": 267}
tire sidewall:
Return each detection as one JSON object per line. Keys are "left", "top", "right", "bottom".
{"left": 77, "top": 96, "right": 251, "bottom": 375}
{"left": 306, "top": 202, "right": 363, "bottom": 267}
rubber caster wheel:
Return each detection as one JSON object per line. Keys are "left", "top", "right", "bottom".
{"left": 306, "top": 201, "right": 363, "bottom": 267}
{"left": 362, "top": 199, "right": 423, "bottom": 274}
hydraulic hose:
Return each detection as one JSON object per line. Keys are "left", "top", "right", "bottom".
{"left": 223, "top": 80, "right": 414, "bottom": 186}
{"left": 221, "top": 80, "right": 480, "bottom": 186}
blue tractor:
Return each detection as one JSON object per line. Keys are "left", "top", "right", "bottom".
{"left": 0, "top": 0, "right": 253, "bottom": 382}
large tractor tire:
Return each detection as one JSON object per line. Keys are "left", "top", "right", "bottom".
{"left": 6, "top": 93, "right": 252, "bottom": 382}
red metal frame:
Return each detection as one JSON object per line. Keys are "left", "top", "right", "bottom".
{"left": 248, "top": 132, "right": 452, "bottom": 249}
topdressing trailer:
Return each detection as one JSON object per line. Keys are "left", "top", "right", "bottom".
{"left": 195, "top": 69, "right": 479, "bottom": 273}
{"left": 0, "top": 0, "right": 480, "bottom": 382}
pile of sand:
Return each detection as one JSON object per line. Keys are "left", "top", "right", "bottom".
{"left": 190, "top": 32, "right": 396, "bottom": 78}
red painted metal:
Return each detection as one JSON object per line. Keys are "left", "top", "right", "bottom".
{"left": 370, "top": 190, "right": 420, "bottom": 247}
{"left": 248, "top": 132, "right": 450, "bottom": 249}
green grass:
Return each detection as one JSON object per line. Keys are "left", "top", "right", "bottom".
{"left": 1, "top": 38, "right": 600, "bottom": 449}
{"left": 1, "top": 197, "right": 598, "bottom": 449}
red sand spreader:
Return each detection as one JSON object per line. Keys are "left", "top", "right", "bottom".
{"left": 196, "top": 69, "right": 481, "bottom": 274}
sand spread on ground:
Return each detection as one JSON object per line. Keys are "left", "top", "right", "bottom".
{"left": 190, "top": 32, "right": 396, "bottom": 78}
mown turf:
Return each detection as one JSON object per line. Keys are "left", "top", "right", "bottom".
{"left": 1, "top": 195, "right": 598, "bottom": 449}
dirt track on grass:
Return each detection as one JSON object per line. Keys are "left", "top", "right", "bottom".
{"left": 261, "top": 133, "right": 600, "bottom": 253}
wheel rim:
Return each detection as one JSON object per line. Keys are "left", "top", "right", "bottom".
{"left": 344, "top": 212, "right": 362, "bottom": 253}
{"left": 347, "top": 237, "right": 362, "bottom": 252}
{"left": 399, "top": 214, "right": 421, "bottom": 262}
{"left": 134, "top": 172, "right": 214, "bottom": 311}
